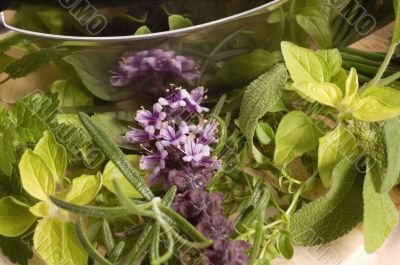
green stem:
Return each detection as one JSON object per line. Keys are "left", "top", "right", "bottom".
{"left": 369, "top": 42, "right": 398, "bottom": 87}
{"left": 377, "top": 71, "right": 400, "bottom": 86}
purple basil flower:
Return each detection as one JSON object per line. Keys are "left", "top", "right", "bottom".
{"left": 111, "top": 49, "right": 199, "bottom": 87}
{"left": 159, "top": 122, "right": 189, "bottom": 147}
{"left": 197, "top": 213, "right": 233, "bottom": 240}
{"left": 158, "top": 88, "right": 190, "bottom": 109}
{"left": 187, "top": 87, "right": 209, "bottom": 113}
{"left": 204, "top": 240, "right": 251, "bottom": 265}
{"left": 199, "top": 122, "right": 218, "bottom": 145}
{"left": 168, "top": 167, "right": 213, "bottom": 191}
{"left": 125, "top": 128, "right": 153, "bottom": 143}
{"left": 135, "top": 103, "right": 166, "bottom": 133}
{"left": 172, "top": 189, "right": 208, "bottom": 220}
{"left": 140, "top": 150, "right": 168, "bottom": 177}
{"left": 183, "top": 137, "right": 211, "bottom": 163}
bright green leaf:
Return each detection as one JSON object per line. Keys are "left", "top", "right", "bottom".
{"left": 354, "top": 96, "right": 400, "bottom": 122}
{"left": 34, "top": 218, "right": 88, "bottom": 265}
{"left": 293, "top": 81, "right": 343, "bottom": 107}
{"left": 135, "top": 26, "right": 151, "bottom": 35}
{"left": 290, "top": 159, "right": 363, "bottom": 246}
{"left": 296, "top": 7, "right": 333, "bottom": 49}
{"left": 103, "top": 156, "right": 144, "bottom": 199}
{"left": 316, "top": 49, "right": 342, "bottom": 77}
{"left": 255, "top": 122, "right": 275, "bottom": 145}
{"left": 363, "top": 159, "right": 398, "bottom": 253}
{"left": 360, "top": 86, "right": 400, "bottom": 107}
{"left": 342, "top": 68, "right": 359, "bottom": 107}
{"left": 30, "top": 202, "right": 51, "bottom": 218}
{"left": 318, "top": 126, "right": 359, "bottom": 187}
{"left": 51, "top": 79, "right": 94, "bottom": 107}
{"left": 274, "top": 111, "right": 324, "bottom": 166}
{"left": 239, "top": 64, "right": 287, "bottom": 145}
{"left": 19, "top": 149, "right": 56, "bottom": 201}
{"left": 33, "top": 131, "right": 67, "bottom": 183}
{"left": 281, "top": 41, "right": 330, "bottom": 83}
{"left": 65, "top": 173, "right": 102, "bottom": 205}
{"left": 331, "top": 68, "right": 348, "bottom": 93}
{"left": 0, "top": 196, "right": 36, "bottom": 237}
{"left": 168, "top": 15, "right": 193, "bottom": 30}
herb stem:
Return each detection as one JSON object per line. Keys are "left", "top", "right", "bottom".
{"left": 369, "top": 42, "right": 398, "bottom": 87}
{"left": 377, "top": 71, "right": 400, "bottom": 87}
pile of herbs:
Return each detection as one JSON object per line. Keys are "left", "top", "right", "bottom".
{"left": 0, "top": 0, "right": 400, "bottom": 265}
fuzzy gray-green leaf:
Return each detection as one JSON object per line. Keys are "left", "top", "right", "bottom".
{"left": 238, "top": 63, "right": 287, "bottom": 144}
{"left": 289, "top": 158, "right": 363, "bottom": 246}
{"left": 381, "top": 117, "right": 400, "bottom": 192}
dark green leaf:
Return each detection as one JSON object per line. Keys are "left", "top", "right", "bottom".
{"left": 0, "top": 228, "right": 34, "bottom": 265}
{"left": 290, "top": 158, "right": 363, "bottom": 246}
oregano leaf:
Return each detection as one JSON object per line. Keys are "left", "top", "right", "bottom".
{"left": 239, "top": 63, "right": 287, "bottom": 145}
{"left": 363, "top": 159, "right": 398, "bottom": 253}
{"left": 290, "top": 158, "right": 363, "bottom": 246}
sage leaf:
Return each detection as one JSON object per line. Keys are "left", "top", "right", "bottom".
{"left": 318, "top": 126, "right": 359, "bottom": 187}
{"left": 316, "top": 49, "right": 342, "bottom": 76}
{"left": 381, "top": 117, "right": 400, "bottom": 192}
{"left": 65, "top": 173, "right": 102, "bottom": 205}
{"left": 292, "top": 81, "right": 343, "bottom": 107}
{"left": 0, "top": 196, "right": 36, "bottom": 237}
{"left": 168, "top": 15, "right": 193, "bottom": 30}
{"left": 19, "top": 149, "right": 55, "bottom": 201}
{"left": 290, "top": 159, "right": 363, "bottom": 246}
{"left": 33, "top": 131, "right": 67, "bottom": 183}
{"left": 281, "top": 41, "right": 330, "bottom": 83}
{"left": 296, "top": 7, "right": 332, "bottom": 49}
{"left": 274, "top": 111, "right": 324, "bottom": 166}
{"left": 65, "top": 51, "right": 136, "bottom": 101}
{"left": 34, "top": 218, "right": 88, "bottom": 265}
{"left": 363, "top": 159, "right": 398, "bottom": 253}
{"left": 51, "top": 79, "right": 94, "bottom": 107}
{"left": 103, "top": 156, "right": 144, "bottom": 199}
{"left": 239, "top": 63, "right": 287, "bottom": 145}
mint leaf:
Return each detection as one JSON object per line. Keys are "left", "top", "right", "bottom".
{"left": 51, "top": 79, "right": 94, "bottom": 107}
{"left": 168, "top": 15, "right": 193, "bottom": 30}
{"left": 363, "top": 159, "right": 398, "bottom": 253}
{"left": 64, "top": 51, "right": 136, "bottom": 101}
{"left": 290, "top": 159, "right": 363, "bottom": 246}
{"left": 239, "top": 63, "right": 288, "bottom": 144}
{"left": 5, "top": 48, "right": 67, "bottom": 79}
{"left": 381, "top": 117, "right": 400, "bottom": 192}
{"left": 274, "top": 111, "right": 324, "bottom": 166}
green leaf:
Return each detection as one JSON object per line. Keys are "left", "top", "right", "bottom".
{"left": 290, "top": 159, "right": 363, "bottom": 246}
{"left": 33, "top": 131, "right": 67, "bottom": 183}
{"left": 168, "top": 15, "right": 193, "bottom": 30}
{"left": 354, "top": 96, "right": 400, "bottom": 122}
{"left": 51, "top": 79, "right": 94, "bottom": 107}
{"left": 103, "top": 156, "right": 144, "bottom": 199}
{"left": 0, "top": 196, "right": 36, "bottom": 237}
{"left": 360, "top": 86, "right": 400, "bottom": 107}
{"left": 381, "top": 117, "right": 400, "bottom": 192}
{"left": 341, "top": 68, "right": 360, "bottom": 108}
{"left": 239, "top": 63, "right": 288, "bottom": 144}
{"left": 363, "top": 159, "right": 398, "bottom": 253}
{"left": 19, "top": 149, "right": 56, "bottom": 201}
{"left": 34, "top": 218, "right": 88, "bottom": 265}
{"left": 316, "top": 49, "right": 342, "bottom": 77}
{"left": 79, "top": 112, "right": 154, "bottom": 200}
{"left": 318, "top": 126, "right": 359, "bottom": 187}
{"left": 296, "top": 7, "right": 332, "bottom": 48}
{"left": 0, "top": 129, "right": 16, "bottom": 176}
{"left": 5, "top": 48, "right": 67, "bottom": 79}
{"left": 210, "top": 50, "right": 277, "bottom": 88}
{"left": 65, "top": 173, "right": 102, "bottom": 205}
{"left": 92, "top": 113, "right": 130, "bottom": 147}
{"left": 10, "top": 92, "right": 59, "bottom": 144}
{"left": 292, "top": 81, "right": 343, "bottom": 107}
{"left": 331, "top": 68, "right": 348, "bottom": 92}
{"left": 135, "top": 26, "right": 151, "bottom": 35}
{"left": 392, "top": 0, "right": 400, "bottom": 43}
{"left": 255, "top": 122, "right": 274, "bottom": 145}
{"left": 0, "top": 54, "right": 16, "bottom": 72}
{"left": 281, "top": 41, "right": 330, "bottom": 83}
{"left": 277, "top": 233, "right": 294, "bottom": 259}
{"left": 64, "top": 51, "right": 136, "bottom": 101}
{"left": 0, "top": 229, "right": 34, "bottom": 265}
{"left": 36, "top": 11, "right": 64, "bottom": 34}
{"left": 274, "top": 111, "right": 324, "bottom": 166}
{"left": 30, "top": 202, "right": 50, "bottom": 218}
{"left": 0, "top": 34, "right": 31, "bottom": 54}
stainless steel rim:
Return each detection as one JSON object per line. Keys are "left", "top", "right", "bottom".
{"left": 0, "top": 0, "right": 285, "bottom": 42}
